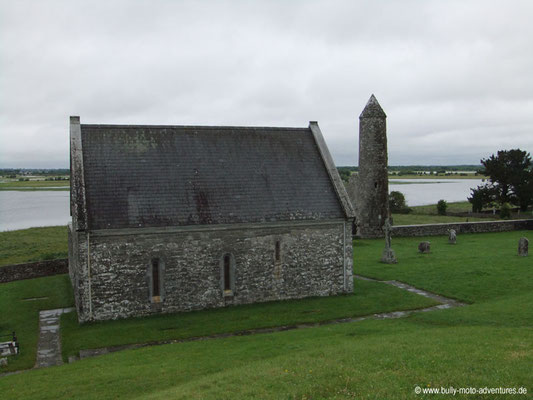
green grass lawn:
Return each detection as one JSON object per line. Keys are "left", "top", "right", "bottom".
{"left": 392, "top": 201, "right": 502, "bottom": 225}
{"left": 0, "top": 275, "right": 73, "bottom": 372}
{"left": 60, "top": 278, "right": 436, "bottom": 361}
{"left": 1, "top": 231, "right": 532, "bottom": 398}
{"left": 390, "top": 175, "right": 486, "bottom": 180}
{"left": 0, "top": 180, "right": 69, "bottom": 191}
{"left": 355, "top": 230, "right": 532, "bottom": 303}
{"left": 0, "top": 226, "right": 68, "bottom": 267}
{"left": 410, "top": 201, "right": 474, "bottom": 214}
{"left": 2, "top": 317, "right": 530, "bottom": 400}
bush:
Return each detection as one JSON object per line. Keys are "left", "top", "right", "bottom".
{"left": 500, "top": 203, "right": 512, "bottom": 219}
{"left": 468, "top": 184, "right": 497, "bottom": 212}
{"left": 437, "top": 199, "right": 447, "bottom": 215}
{"left": 468, "top": 188, "right": 484, "bottom": 213}
{"left": 389, "top": 191, "right": 412, "bottom": 214}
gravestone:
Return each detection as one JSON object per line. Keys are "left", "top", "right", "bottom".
{"left": 380, "top": 218, "right": 397, "bottom": 264}
{"left": 448, "top": 229, "right": 457, "bottom": 244}
{"left": 418, "top": 241, "right": 431, "bottom": 254}
{"left": 518, "top": 237, "right": 528, "bottom": 257}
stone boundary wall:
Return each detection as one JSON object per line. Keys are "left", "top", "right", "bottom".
{"left": 391, "top": 219, "right": 533, "bottom": 237}
{"left": 0, "top": 259, "right": 68, "bottom": 284}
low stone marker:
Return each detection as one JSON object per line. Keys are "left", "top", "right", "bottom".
{"left": 518, "top": 237, "right": 528, "bottom": 257}
{"left": 418, "top": 241, "right": 431, "bottom": 254}
{"left": 381, "top": 218, "right": 398, "bottom": 264}
{"left": 448, "top": 229, "right": 457, "bottom": 244}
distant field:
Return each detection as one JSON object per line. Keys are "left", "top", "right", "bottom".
{"left": 406, "top": 201, "right": 532, "bottom": 219}
{"left": 392, "top": 213, "right": 487, "bottom": 225}
{"left": 392, "top": 201, "right": 499, "bottom": 225}
{"left": 0, "top": 180, "right": 69, "bottom": 191}
{"left": 410, "top": 201, "right": 473, "bottom": 214}
{"left": 389, "top": 174, "right": 486, "bottom": 180}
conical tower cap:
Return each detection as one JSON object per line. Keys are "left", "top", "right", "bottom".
{"left": 359, "top": 94, "right": 387, "bottom": 119}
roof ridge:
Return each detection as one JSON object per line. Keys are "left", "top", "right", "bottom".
{"left": 81, "top": 124, "right": 310, "bottom": 131}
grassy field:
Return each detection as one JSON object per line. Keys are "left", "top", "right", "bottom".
{"left": 393, "top": 201, "right": 533, "bottom": 225}
{"left": 0, "top": 226, "right": 68, "bottom": 267}
{"left": 410, "top": 201, "right": 476, "bottom": 215}
{"left": 0, "top": 180, "right": 69, "bottom": 191}
{"left": 355, "top": 230, "right": 532, "bottom": 303}
{"left": 60, "top": 278, "right": 436, "bottom": 362}
{"left": 389, "top": 174, "right": 486, "bottom": 180}
{"left": 0, "top": 232, "right": 533, "bottom": 399}
{"left": 1, "top": 231, "right": 531, "bottom": 398}
{"left": 392, "top": 201, "right": 490, "bottom": 225}
{"left": 391, "top": 213, "right": 487, "bottom": 225}
{"left": 0, "top": 275, "right": 73, "bottom": 372}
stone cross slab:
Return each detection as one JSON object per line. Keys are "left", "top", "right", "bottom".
{"left": 380, "top": 218, "right": 397, "bottom": 264}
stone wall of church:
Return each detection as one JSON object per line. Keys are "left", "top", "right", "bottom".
{"left": 69, "top": 220, "right": 353, "bottom": 323}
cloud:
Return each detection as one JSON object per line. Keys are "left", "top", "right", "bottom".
{"left": 1, "top": 0, "right": 532, "bottom": 167}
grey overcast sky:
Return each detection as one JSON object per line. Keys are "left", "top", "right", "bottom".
{"left": 1, "top": 0, "right": 532, "bottom": 168}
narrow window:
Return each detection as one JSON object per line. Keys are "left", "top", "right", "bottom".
{"left": 223, "top": 254, "right": 231, "bottom": 291}
{"left": 152, "top": 258, "right": 161, "bottom": 302}
{"left": 275, "top": 240, "right": 281, "bottom": 262}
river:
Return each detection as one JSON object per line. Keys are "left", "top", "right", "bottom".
{"left": 389, "top": 179, "right": 483, "bottom": 207}
{"left": 0, "top": 179, "right": 483, "bottom": 231}
{"left": 0, "top": 191, "right": 70, "bottom": 232}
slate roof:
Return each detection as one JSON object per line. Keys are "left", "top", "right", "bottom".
{"left": 80, "top": 124, "right": 346, "bottom": 230}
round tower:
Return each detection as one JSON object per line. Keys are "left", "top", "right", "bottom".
{"left": 350, "top": 95, "right": 390, "bottom": 238}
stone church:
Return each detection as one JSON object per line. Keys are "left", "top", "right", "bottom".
{"left": 68, "top": 117, "right": 354, "bottom": 322}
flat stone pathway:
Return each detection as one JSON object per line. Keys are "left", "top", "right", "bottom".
{"left": 35, "top": 307, "right": 75, "bottom": 368}
{"left": 354, "top": 275, "right": 466, "bottom": 308}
